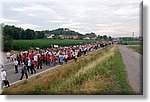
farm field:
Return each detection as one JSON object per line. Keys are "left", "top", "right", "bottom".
{"left": 12, "top": 39, "right": 97, "bottom": 51}
{"left": 126, "top": 45, "right": 143, "bottom": 54}
{"left": 121, "top": 40, "right": 142, "bottom": 45}
{"left": 3, "top": 45, "right": 133, "bottom": 95}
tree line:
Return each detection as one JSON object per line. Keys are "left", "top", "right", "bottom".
{"left": 3, "top": 24, "right": 112, "bottom": 40}
{"left": 2, "top": 24, "right": 112, "bottom": 51}
{"left": 3, "top": 25, "right": 45, "bottom": 40}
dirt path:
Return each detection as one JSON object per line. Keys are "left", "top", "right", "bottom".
{"left": 118, "top": 45, "right": 142, "bottom": 94}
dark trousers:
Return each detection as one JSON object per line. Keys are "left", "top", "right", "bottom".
{"left": 27, "top": 66, "right": 31, "bottom": 73}
{"left": 31, "top": 64, "right": 36, "bottom": 74}
{"left": 2, "top": 80, "right": 10, "bottom": 88}
{"left": 39, "top": 61, "right": 42, "bottom": 69}
{"left": 15, "top": 65, "right": 18, "bottom": 73}
{"left": 20, "top": 72, "right": 28, "bottom": 80}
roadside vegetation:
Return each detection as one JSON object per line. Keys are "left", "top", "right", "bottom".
{"left": 127, "top": 45, "right": 143, "bottom": 54}
{"left": 12, "top": 39, "right": 97, "bottom": 51}
{"left": 121, "top": 41, "right": 142, "bottom": 45}
{"left": 3, "top": 45, "right": 133, "bottom": 95}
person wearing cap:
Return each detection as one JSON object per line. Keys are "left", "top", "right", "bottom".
{"left": 19, "top": 62, "right": 28, "bottom": 80}
{"left": 0, "top": 67, "right": 10, "bottom": 88}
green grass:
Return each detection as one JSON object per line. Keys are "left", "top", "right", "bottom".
{"left": 3, "top": 45, "right": 133, "bottom": 95}
{"left": 12, "top": 39, "right": 97, "bottom": 51}
{"left": 122, "top": 40, "right": 142, "bottom": 45}
{"left": 127, "top": 45, "right": 143, "bottom": 54}
{"left": 112, "top": 49, "right": 133, "bottom": 94}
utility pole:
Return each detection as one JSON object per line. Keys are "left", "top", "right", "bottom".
{"left": 132, "top": 32, "right": 134, "bottom": 38}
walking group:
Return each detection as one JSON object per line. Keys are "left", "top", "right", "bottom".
{"left": 1, "top": 41, "right": 112, "bottom": 89}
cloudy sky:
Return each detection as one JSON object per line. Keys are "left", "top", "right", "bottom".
{"left": 0, "top": 0, "right": 142, "bottom": 37}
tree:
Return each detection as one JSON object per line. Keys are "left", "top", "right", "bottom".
{"left": 24, "top": 29, "right": 35, "bottom": 39}
{"left": 103, "top": 35, "right": 108, "bottom": 40}
{"left": 108, "top": 36, "right": 112, "bottom": 41}
{"left": 85, "top": 32, "right": 97, "bottom": 39}
{"left": 3, "top": 36, "right": 13, "bottom": 51}
{"left": 3, "top": 25, "right": 13, "bottom": 38}
{"left": 36, "top": 31, "right": 45, "bottom": 39}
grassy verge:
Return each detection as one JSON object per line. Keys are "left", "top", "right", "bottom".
{"left": 127, "top": 45, "right": 143, "bottom": 54}
{"left": 3, "top": 45, "right": 133, "bottom": 95}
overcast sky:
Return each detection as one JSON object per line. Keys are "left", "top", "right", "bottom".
{"left": 0, "top": 0, "right": 142, "bottom": 37}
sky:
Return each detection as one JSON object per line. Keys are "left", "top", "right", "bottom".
{"left": 0, "top": 0, "right": 142, "bottom": 37}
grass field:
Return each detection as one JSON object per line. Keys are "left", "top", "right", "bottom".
{"left": 3, "top": 45, "right": 133, "bottom": 95}
{"left": 12, "top": 39, "right": 97, "bottom": 51}
{"left": 127, "top": 45, "right": 143, "bottom": 54}
{"left": 122, "top": 40, "right": 142, "bottom": 45}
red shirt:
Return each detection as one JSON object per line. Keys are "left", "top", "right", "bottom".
{"left": 29, "top": 53, "right": 34, "bottom": 59}
{"left": 22, "top": 55, "right": 26, "bottom": 61}
{"left": 46, "top": 55, "right": 50, "bottom": 60}
{"left": 40, "top": 55, "right": 44, "bottom": 60}
{"left": 53, "top": 56, "right": 57, "bottom": 62}
{"left": 68, "top": 51, "right": 71, "bottom": 59}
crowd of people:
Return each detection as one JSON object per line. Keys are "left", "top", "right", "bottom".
{"left": 1, "top": 41, "right": 113, "bottom": 88}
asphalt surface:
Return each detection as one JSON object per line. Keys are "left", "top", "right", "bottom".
{"left": 0, "top": 51, "right": 64, "bottom": 87}
{"left": 1, "top": 47, "right": 104, "bottom": 86}
{"left": 4, "top": 62, "right": 60, "bottom": 84}
{"left": 118, "top": 45, "right": 143, "bottom": 94}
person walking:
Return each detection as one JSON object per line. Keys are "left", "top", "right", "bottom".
{"left": 34, "top": 54, "right": 38, "bottom": 69}
{"left": 38, "top": 55, "right": 43, "bottom": 69}
{"left": 46, "top": 54, "right": 51, "bottom": 66}
{"left": 1, "top": 67, "right": 10, "bottom": 88}
{"left": 64, "top": 53, "right": 68, "bottom": 64}
{"left": 52, "top": 54, "right": 57, "bottom": 66}
{"left": 30, "top": 58, "right": 36, "bottom": 74}
{"left": 6, "top": 52, "right": 10, "bottom": 62}
{"left": 59, "top": 53, "right": 63, "bottom": 65}
{"left": 27, "top": 58, "right": 31, "bottom": 73}
{"left": 14, "top": 58, "right": 18, "bottom": 74}
{"left": 19, "top": 63, "right": 28, "bottom": 80}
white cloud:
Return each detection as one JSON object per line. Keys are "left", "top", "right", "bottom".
{"left": 2, "top": 0, "right": 142, "bottom": 37}
{"left": 0, "top": 17, "right": 19, "bottom": 23}
{"left": 27, "top": 14, "right": 37, "bottom": 17}
{"left": 17, "top": 24, "right": 41, "bottom": 30}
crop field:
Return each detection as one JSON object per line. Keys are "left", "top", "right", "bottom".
{"left": 12, "top": 39, "right": 97, "bottom": 51}
{"left": 3, "top": 45, "right": 133, "bottom": 95}
{"left": 127, "top": 45, "right": 143, "bottom": 54}
{"left": 121, "top": 40, "right": 142, "bottom": 45}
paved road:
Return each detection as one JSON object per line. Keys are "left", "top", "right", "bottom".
{"left": 1, "top": 47, "right": 104, "bottom": 86}
{"left": 4, "top": 63, "right": 60, "bottom": 84}
{"left": 118, "top": 45, "right": 143, "bottom": 94}
{"left": 0, "top": 51, "right": 63, "bottom": 87}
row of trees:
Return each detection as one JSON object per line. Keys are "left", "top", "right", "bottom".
{"left": 2, "top": 24, "right": 112, "bottom": 51}
{"left": 3, "top": 25, "right": 45, "bottom": 40}
{"left": 3, "top": 25, "right": 112, "bottom": 40}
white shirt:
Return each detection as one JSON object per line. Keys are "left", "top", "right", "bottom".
{"left": 1, "top": 71, "right": 7, "bottom": 80}
{"left": 34, "top": 55, "right": 38, "bottom": 61}
{"left": 6, "top": 52, "right": 10, "bottom": 57}
{"left": 28, "top": 60, "right": 31, "bottom": 66}
{"left": 14, "top": 61, "right": 18, "bottom": 65}
{"left": 65, "top": 55, "right": 68, "bottom": 59}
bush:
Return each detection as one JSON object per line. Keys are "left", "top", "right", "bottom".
{"left": 3, "top": 36, "right": 13, "bottom": 51}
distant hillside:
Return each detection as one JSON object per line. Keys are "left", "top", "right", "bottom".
{"left": 2, "top": 24, "right": 112, "bottom": 40}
